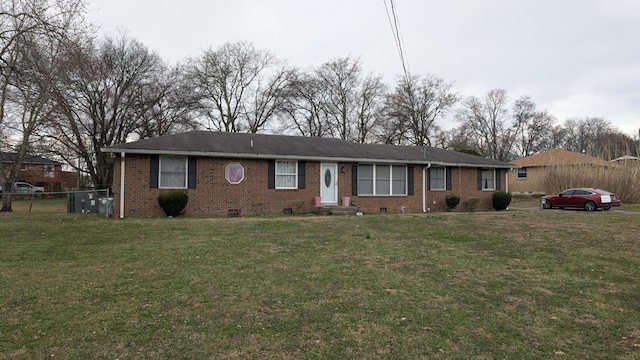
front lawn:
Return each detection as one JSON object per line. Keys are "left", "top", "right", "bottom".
{"left": 1, "top": 207, "right": 639, "bottom": 358}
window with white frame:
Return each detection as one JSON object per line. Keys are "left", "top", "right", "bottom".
{"left": 275, "top": 160, "right": 297, "bottom": 189}
{"left": 358, "top": 164, "right": 406, "bottom": 195}
{"left": 225, "top": 162, "right": 245, "bottom": 184}
{"left": 160, "top": 156, "right": 187, "bottom": 188}
{"left": 517, "top": 167, "right": 527, "bottom": 178}
{"left": 429, "top": 167, "right": 446, "bottom": 190}
{"left": 481, "top": 169, "right": 495, "bottom": 190}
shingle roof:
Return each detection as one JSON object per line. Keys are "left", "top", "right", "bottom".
{"left": 103, "top": 131, "right": 513, "bottom": 168}
{"left": 0, "top": 152, "right": 61, "bottom": 165}
{"left": 511, "top": 149, "right": 609, "bottom": 167}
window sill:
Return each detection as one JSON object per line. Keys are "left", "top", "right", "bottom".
{"left": 356, "top": 194, "right": 408, "bottom": 197}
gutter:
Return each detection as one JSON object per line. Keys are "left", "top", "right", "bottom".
{"left": 101, "top": 148, "right": 513, "bottom": 169}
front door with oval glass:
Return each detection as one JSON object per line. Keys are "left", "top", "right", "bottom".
{"left": 320, "top": 163, "right": 338, "bottom": 204}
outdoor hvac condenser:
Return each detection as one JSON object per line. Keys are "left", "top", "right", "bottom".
{"left": 66, "top": 191, "right": 100, "bottom": 214}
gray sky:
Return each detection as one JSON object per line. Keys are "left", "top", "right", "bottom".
{"left": 86, "top": 0, "right": 640, "bottom": 136}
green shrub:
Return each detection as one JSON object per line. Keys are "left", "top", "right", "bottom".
{"left": 466, "top": 197, "right": 482, "bottom": 211}
{"left": 157, "top": 190, "right": 188, "bottom": 217}
{"left": 445, "top": 194, "right": 460, "bottom": 212}
{"left": 492, "top": 191, "right": 512, "bottom": 211}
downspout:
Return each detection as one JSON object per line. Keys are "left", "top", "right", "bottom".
{"left": 422, "top": 163, "right": 431, "bottom": 212}
{"left": 459, "top": 165, "right": 462, "bottom": 198}
{"left": 119, "top": 152, "right": 125, "bottom": 219}
{"left": 505, "top": 168, "right": 509, "bottom": 193}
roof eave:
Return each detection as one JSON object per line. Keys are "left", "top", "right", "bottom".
{"left": 102, "top": 148, "right": 514, "bottom": 168}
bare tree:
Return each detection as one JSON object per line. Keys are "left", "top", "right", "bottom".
{"left": 1, "top": 0, "right": 86, "bottom": 212}
{"left": 283, "top": 58, "right": 386, "bottom": 143}
{"left": 314, "top": 57, "right": 361, "bottom": 140}
{"left": 561, "top": 117, "right": 611, "bottom": 156}
{"left": 596, "top": 131, "right": 640, "bottom": 159}
{"left": 353, "top": 73, "right": 386, "bottom": 143}
{"left": 188, "top": 41, "right": 290, "bottom": 133}
{"left": 512, "top": 95, "right": 556, "bottom": 157}
{"left": 548, "top": 124, "right": 568, "bottom": 149}
{"left": 135, "top": 64, "right": 201, "bottom": 139}
{"left": 281, "top": 71, "right": 331, "bottom": 137}
{"left": 383, "top": 74, "right": 458, "bottom": 146}
{"left": 556, "top": 117, "right": 638, "bottom": 159}
{"left": 455, "top": 89, "right": 514, "bottom": 161}
{"left": 242, "top": 63, "right": 295, "bottom": 133}
{"left": 46, "top": 33, "right": 165, "bottom": 189}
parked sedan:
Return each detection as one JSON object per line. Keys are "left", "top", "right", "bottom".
{"left": 541, "top": 188, "right": 621, "bottom": 211}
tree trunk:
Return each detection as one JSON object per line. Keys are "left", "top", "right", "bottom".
{"left": 1, "top": 193, "right": 13, "bottom": 212}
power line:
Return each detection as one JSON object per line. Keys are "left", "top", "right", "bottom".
{"left": 384, "top": 0, "right": 410, "bottom": 79}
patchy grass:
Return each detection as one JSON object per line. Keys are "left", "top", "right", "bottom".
{"left": 2, "top": 197, "right": 67, "bottom": 215}
{"left": 509, "top": 195, "right": 542, "bottom": 208}
{"left": 1, "top": 204, "right": 640, "bottom": 358}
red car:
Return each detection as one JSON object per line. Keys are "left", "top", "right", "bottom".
{"left": 541, "top": 188, "right": 622, "bottom": 211}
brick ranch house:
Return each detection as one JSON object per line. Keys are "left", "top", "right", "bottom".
{"left": 508, "top": 149, "right": 610, "bottom": 195}
{"left": 102, "top": 131, "right": 515, "bottom": 218}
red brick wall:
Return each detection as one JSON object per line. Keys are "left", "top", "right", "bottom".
{"left": 399, "top": 166, "right": 498, "bottom": 212}
{"left": 112, "top": 155, "right": 499, "bottom": 217}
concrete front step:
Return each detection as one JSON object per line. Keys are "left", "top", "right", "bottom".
{"left": 314, "top": 205, "right": 359, "bottom": 216}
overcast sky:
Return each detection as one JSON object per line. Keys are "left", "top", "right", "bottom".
{"left": 85, "top": 0, "right": 639, "bottom": 136}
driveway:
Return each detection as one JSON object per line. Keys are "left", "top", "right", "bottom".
{"left": 509, "top": 206, "right": 640, "bottom": 214}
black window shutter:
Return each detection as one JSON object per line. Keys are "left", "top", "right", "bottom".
{"left": 267, "top": 160, "right": 275, "bottom": 189}
{"left": 351, "top": 164, "right": 358, "bottom": 195}
{"left": 477, "top": 168, "right": 483, "bottom": 190}
{"left": 446, "top": 167, "right": 452, "bottom": 190}
{"left": 298, "top": 161, "right": 306, "bottom": 189}
{"left": 407, "top": 165, "right": 414, "bottom": 195}
{"left": 150, "top": 156, "right": 159, "bottom": 188}
{"left": 188, "top": 157, "right": 197, "bottom": 189}
{"left": 495, "top": 169, "right": 501, "bottom": 190}
{"left": 427, "top": 167, "right": 431, "bottom": 190}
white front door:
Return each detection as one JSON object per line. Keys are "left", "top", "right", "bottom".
{"left": 320, "top": 163, "right": 338, "bottom": 204}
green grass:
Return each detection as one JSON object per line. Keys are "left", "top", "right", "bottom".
{"left": 2, "top": 201, "right": 640, "bottom": 359}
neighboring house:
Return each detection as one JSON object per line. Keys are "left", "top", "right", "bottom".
{"left": 508, "top": 149, "right": 610, "bottom": 195}
{"left": 102, "top": 131, "right": 515, "bottom": 218}
{"left": 1, "top": 152, "right": 75, "bottom": 192}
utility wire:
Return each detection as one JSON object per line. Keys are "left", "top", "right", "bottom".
{"left": 384, "top": 0, "right": 410, "bottom": 79}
